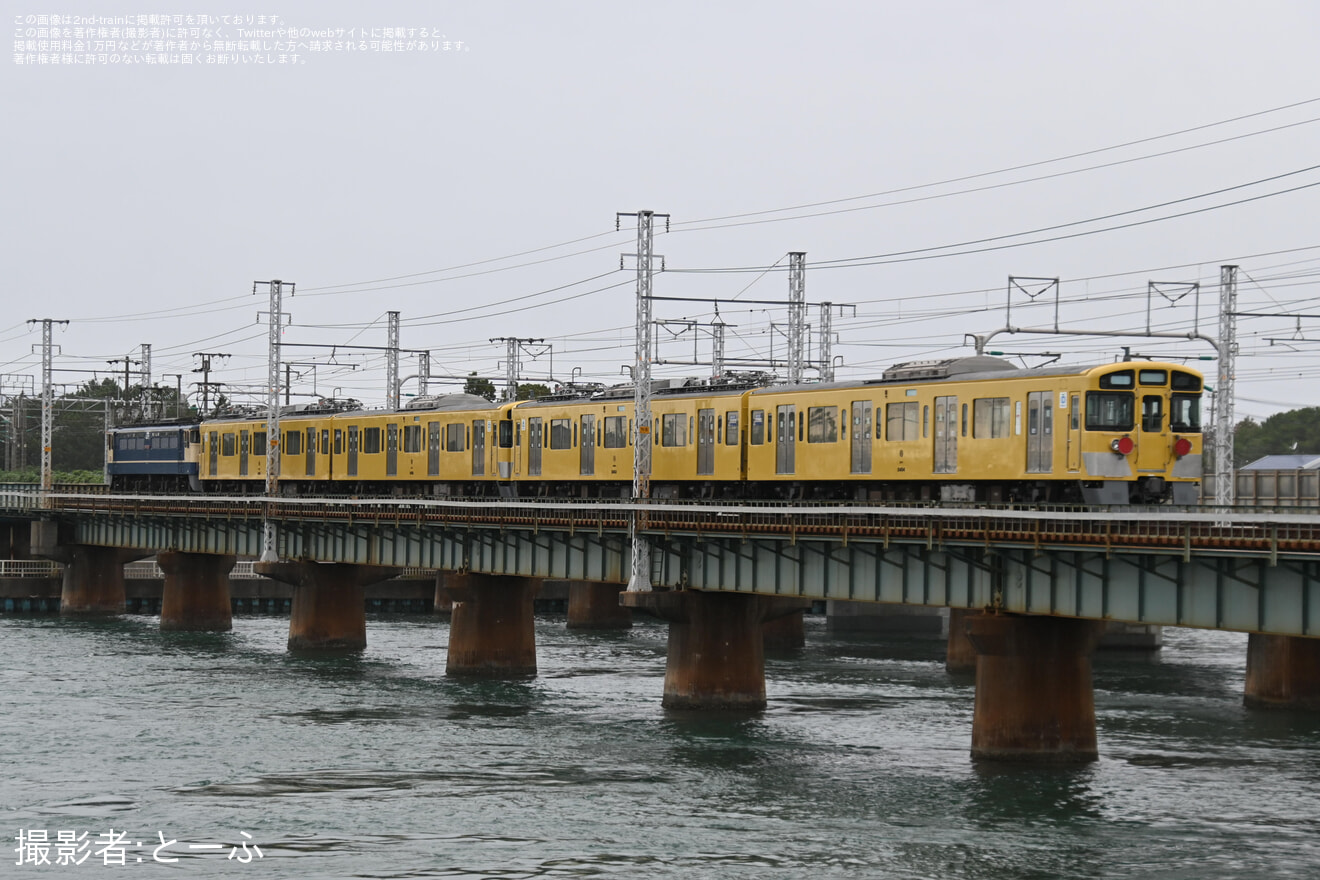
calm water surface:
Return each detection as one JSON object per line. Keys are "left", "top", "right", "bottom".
{"left": 4, "top": 612, "right": 1319, "bottom": 878}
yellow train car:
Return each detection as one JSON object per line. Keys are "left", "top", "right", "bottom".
{"left": 326, "top": 393, "right": 503, "bottom": 494}
{"left": 198, "top": 402, "right": 346, "bottom": 492}
{"left": 504, "top": 393, "right": 634, "bottom": 496}
{"left": 744, "top": 357, "right": 1202, "bottom": 504}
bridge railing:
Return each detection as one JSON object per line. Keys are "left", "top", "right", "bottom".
{"left": 0, "top": 560, "right": 62, "bottom": 578}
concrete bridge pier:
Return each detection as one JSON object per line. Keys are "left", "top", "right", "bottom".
{"left": 444, "top": 573, "right": 539, "bottom": 677}
{"left": 1244, "top": 633, "right": 1320, "bottom": 710}
{"left": 56, "top": 545, "right": 149, "bottom": 615}
{"left": 566, "top": 580, "right": 631, "bottom": 629}
{"left": 622, "top": 590, "right": 811, "bottom": 710}
{"left": 256, "top": 561, "right": 399, "bottom": 652}
{"left": 433, "top": 572, "right": 454, "bottom": 615}
{"left": 946, "top": 607, "right": 978, "bottom": 674}
{"left": 762, "top": 609, "right": 806, "bottom": 651}
{"left": 966, "top": 613, "right": 1104, "bottom": 762}
{"left": 158, "top": 551, "right": 235, "bottom": 632}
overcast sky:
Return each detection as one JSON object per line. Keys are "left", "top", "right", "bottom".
{"left": 4, "top": 1, "right": 1320, "bottom": 423}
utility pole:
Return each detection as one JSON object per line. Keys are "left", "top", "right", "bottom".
{"left": 254, "top": 279, "right": 292, "bottom": 563}
{"left": 27, "top": 318, "right": 68, "bottom": 504}
{"left": 107, "top": 355, "right": 140, "bottom": 399}
{"left": 386, "top": 310, "right": 400, "bottom": 410}
{"left": 138, "top": 343, "right": 152, "bottom": 418}
{"left": 618, "top": 209, "right": 669, "bottom": 592}
{"left": 191, "top": 352, "right": 229, "bottom": 416}
{"left": 788, "top": 252, "right": 806, "bottom": 384}
{"left": 489, "top": 337, "right": 547, "bottom": 401}
{"left": 1216, "top": 265, "right": 1238, "bottom": 507}
{"left": 711, "top": 315, "right": 726, "bottom": 383}
{"left": 417, "top": 351, "right": 431, "bottom": 397}
{"left": 162, "top": 374, "right": 183, "bottom": 418}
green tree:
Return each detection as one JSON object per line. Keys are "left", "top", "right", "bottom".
{"left": 464, "top": 373, "right": 497, "bottom": 402}
{"left": 1234, "top": 407, "right": 1320, "bottom": 466}
{"left": 516, "top": 383, "right": 551, "bottom": 401}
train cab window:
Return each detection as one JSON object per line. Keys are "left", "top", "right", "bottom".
{"left": 726, "top": 411, "right": 740, "bottom": 445}
{"left": 1139, "top": 369, "right": 1168, "bottom": 386}
{"left": 1172, "top": 371, "right": 1202, "bottom": 391}
{"left": 253, "top": 431, "right": 267, "bottom": 456}
{"left": 188, "top": 428, "right": 201, "bottom": 444}
{"left": 403, "top": 425, "right": 422, "bottom": 453}
{"left": 1085, "top": 391, "right": 1135, "bottom": 431}
{"left": 334, "top": 429, "right": 343, "bottom": 455}
{"left": 807, "top": 406, "right": 838, "bottom": 443}
{"left": 285, "top": 431, "right": 302, "bottom": 455}
{"left": 221, "top": 433, "right": 236, "bottom": 456}
{"left": 603, "top": 416, "right": 626, "bottom": 448}
{"left": 1100, "top": 370, "right": 1135, "bottom": 389}
{"left": 1171, "top": 394, "right": 1202, "bottom": 433}
{"left": 972, "top": 398, "right": 1011, "bottom": 439}
{"left": 750, "top": 410, "right": 765, "bottom": 445}
{"left": 1142, "top": 396, "right": 1164, "bottom": 432}
{"left": 499, "top": 420, "right": 514, "bottom": 448}
{"left": 445, "top": 423, "right": 464, "bottom": 452}
{"left": 661, "top": 413, "right": 687, "bottom": 447}
{"left": 363, "top": 427, "right": 382, "bottom": 454}
{"left": 546, "top": 419, "right": 569, "bottom": 449}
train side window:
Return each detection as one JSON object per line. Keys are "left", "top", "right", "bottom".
{"left": 807, "top": 406, "right": 838, "bottom": 443}
{"left": 886, "top": 402, "right": 919, "bottom": 441}
{"left": 253, "top": 431, "right": 267, "bottom": 456}
{"left": 573, "top": 422, "right": 578, "bottom": 448}
{"left": 550, "top": 419, "right": 570, "bottom": 449}
{"left": 334, "top": 429, "right": 343, "bottom": 455}
{"left": 1070, "top": 396, "right": 1079, "bottom": 431}
{"left": 972, "top": 398, "right": 1010, "bottom": 439}
{"left": 321, "top": 430, "right": 330, "bottom": 454}
{"left": 285, "top": 431, "right": 302, "bottom": 456}
{"left": 725, "top": 411, "right": 739, "bottom": 445}
{"left": 446, "top": 423, "right": 464, "bottom": 452}
{"left": 661, "top": 413, "right": 687, "bottom": 447}
{"left": 363, "top": 427, "right": 382, "bottom": 454}
{"left": 717, "top": 415, "right": 723, "bottom": 443}
{"left": 922, "top": 405, "right": 929, "bottom": 438}
{"left": 961, "top": 403, "right": 968, "bottom": 437}
{"left": 403, "top": 425, "right": 422, "bottom": 453}
{"left": 221, "top": 433, "right": 236, "bottom": 456}
{"left": 796, "top": 411, "right": 802, "bottom": 443}
{"left": 750, "top": 410, "right": 765, "bottom": 445}
{"left": 1015, "top": 400, "right": 1022, "bottom": 435}
{"left": 603, "top": 416, "right": 627, "bottom": 448}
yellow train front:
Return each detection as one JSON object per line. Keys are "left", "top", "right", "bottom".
{"left": 742, "top": 357, "right": 1202, "bottom": 505}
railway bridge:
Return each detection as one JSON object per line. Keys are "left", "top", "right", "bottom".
{"left": 3, "top": 487, "right": 1320, "bottom": 763}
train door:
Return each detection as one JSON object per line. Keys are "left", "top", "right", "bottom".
{"left": 528, "top": 417, "right": 542, "bottom": 476}
{"left": 472, "top": 419, "right": 486, "bottom": 476}
{"left": 208, "top": 431, "right": 218, "bottom": 476}
{"left": 306, "top": 427, "right": 317, "bottom": 476}
{"left": 1138, "top": 393, "right": 1165, "bottom": 472}
{"left": 697, "top": 408, "right": 715, "bottom": 476}
{"left": 386, "top": 424, "right": 398, "bottom": 476}
{"left": 427, "top": 422, "right": 440, "bottom": 476}
{"left": 776, "top": 404, "right": 795, "bottom": 475}
{"left": 239, "top": 430, "right": 250, "bottom": 477}
{"left": 850, "top": 401, "right": 872, "bottom": 474}
{"left": 580, "top": 414, "right": 595, "bottom": 476}
{"left": 347, "top": 426, "right": 359, "bottom": 477}
{"left": 1026, "top": 391, "right": 1053, "bottom": 473}
{"left": 934, "top": 396, "right": 957, "bottom": 473}
{"left": 1067, "top": 393, "right": 1081, "bottom": 472}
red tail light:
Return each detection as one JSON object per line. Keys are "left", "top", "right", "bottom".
{"left": 1110, "top": 436, "right": 1134, "bottom": 455}
{"left": 1173, "top": 437, "right": 1192, "bottom": 458}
